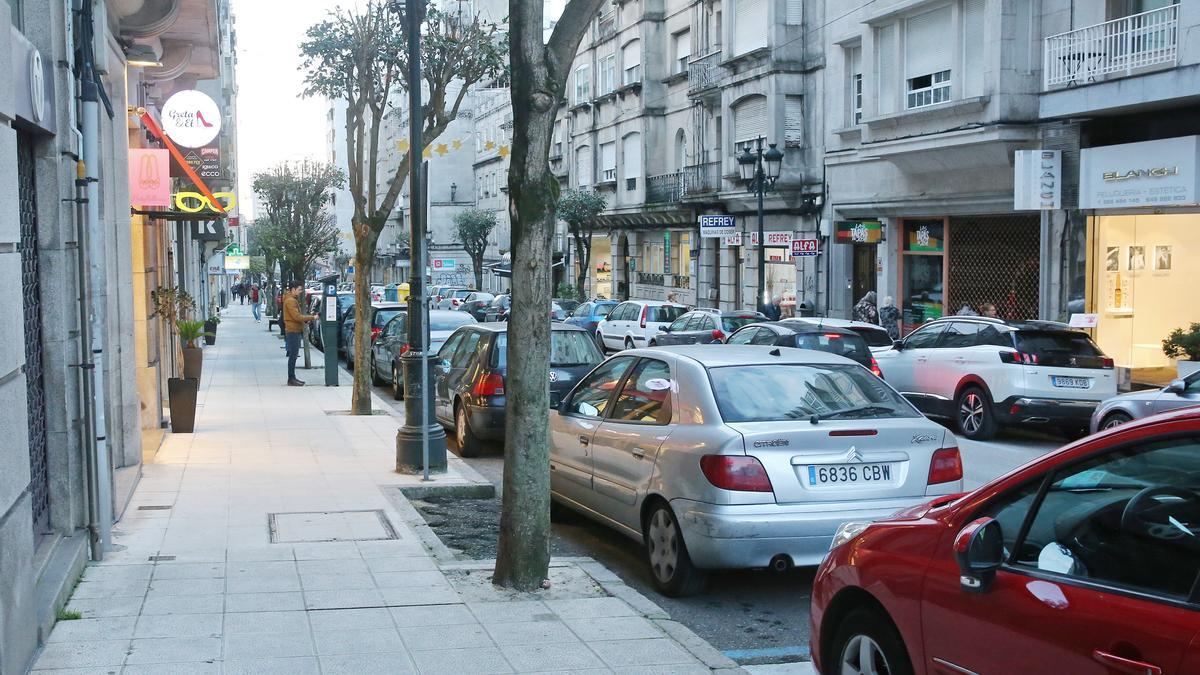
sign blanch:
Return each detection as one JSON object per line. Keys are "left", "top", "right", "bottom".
{"left": 1014, "top": 150, "right": 1061, "bottom": 210}
{"left": 1079, "top": 136, "right": 1200, "bottom": 209}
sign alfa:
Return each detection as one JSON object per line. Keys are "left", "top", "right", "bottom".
{"left": 791, "top": 238, "right": 819, "bottom": 257}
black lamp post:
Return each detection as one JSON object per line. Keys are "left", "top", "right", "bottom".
{"left": 737, "top": 138, "right": 784, "bottom": 314}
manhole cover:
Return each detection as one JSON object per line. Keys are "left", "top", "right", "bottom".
{"left": 268, "top": 510, "right": 399, "bottom": 543}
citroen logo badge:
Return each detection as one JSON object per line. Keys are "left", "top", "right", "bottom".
{"left": 845, "top": 446, "right": 864, "bottom": 463}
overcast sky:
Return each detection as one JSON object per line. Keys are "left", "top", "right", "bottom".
{"left": 232, "top": 0, "right": 566, "bottom": 221}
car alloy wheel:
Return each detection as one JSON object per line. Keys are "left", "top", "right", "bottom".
{"left": 956, "top": 386, "right": 996, "bottom": 440}
{"left": 624, "top": 337, "right": 634, "bottom": 351}
{"left": 392, "top": 364, "right": 403, "bottom": 400}
{"left": 839, "top": 635, "right": 891, "bottom": 675}
{"left": 455, "top": 403, "right": 481, "bottom": 457}
{"left": 1102, "top": 412, "right": 1132, "bottom": 430}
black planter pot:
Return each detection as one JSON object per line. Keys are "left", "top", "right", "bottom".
{"left": 182, "top": 347, "right": 203, "bottom": 379}
{"left": 203, "top": 320, "right": 218, "bottom": 345}
{"left": 167, "top": 377, "right": 199, "bottom": 433}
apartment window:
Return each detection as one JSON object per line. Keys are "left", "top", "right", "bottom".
{"left": 576, "top": 146, "right": 593, "bottom": 187}
{"left": 599, "top": 54, "right": 616, "bottom": 95}
{"left": 622, "top": 40, "right": 642, "bottom": 85}
{"left": 784, "top": 96, "right": 803, "bottom": 147}
{"left": 574, "top": 64, "right": 591, "bottom": 104}
{"left": 903, "top": 5, "right": 953, "bottom": 109}
{"left": 733, "top": 0, "right": 767, "bottom": 55}
{"left": 600, "top": 142, "right": 616, "bottom": 182}
{"left": 622, "top": 133, "right": 642, "bottom": 190}
{"left": 732, "top": 95, "right": 767, "bottom": 155}
{"left": 673, "top": 30, "right": 691, "bottom": 74}
{"left": 845, "top": 45, "right": 863, "bottom": 124}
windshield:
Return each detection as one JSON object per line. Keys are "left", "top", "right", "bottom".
{"left": 453, "top": 289, "right": 473, "bottom": 298}
{"left": 708, "top": 364, "right": 917, "bottom": 423}
{"left": 431, "top": 313, "right": 474, "bottom": 331}
{"left": 595, "top": 304, "right": 615, "bottom": 317}
{"left": 721, "top": 316, "right": 758, "bottom": 332}
{"left": 852, "top": 326, "right": 894, "bottom": 347}
{"left": 794, "top": 332, "right": 873, "bottom": 364}
{"left": 493, "top": 331, "right": 603, "bottom": 368}
{"left": 648, "top": 306, "right": 686, "bottom": 323}
{"left": 373, "top": 309, "right": 404, "bottom": 327}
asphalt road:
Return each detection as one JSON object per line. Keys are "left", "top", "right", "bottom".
{"left": 370, "top": 368, "right": 1064, "bottom": 666}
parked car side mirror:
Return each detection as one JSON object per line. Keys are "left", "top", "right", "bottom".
{"left": 1166, "top": 379, "right": 1187, "bottom": 395}
{"left": 954, "top": 517, "right": 1004, "bottom": 594}
{"left": 892, "top": 339, "right": 905, "bottom": 351}
{"left": 556, "top": 399, "right": 568, "bottom": 414}
{"left": 660, "top": 325, "right": 672, "bottom": 332}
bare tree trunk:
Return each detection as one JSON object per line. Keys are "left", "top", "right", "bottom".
{"left": 473, "top": 255, "right": 484, "bottom": 291}
{"left": 350, "top": 225, "right": 379, "bottom": 414}
{"left": 573, "top": 235, "right": 588, "bottom": 301}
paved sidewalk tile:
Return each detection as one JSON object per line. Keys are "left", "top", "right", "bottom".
{"left": 132, "top": 613, "right": 222, "bottom": 639}
{"left": 500, "top": 643, "right": 607, "bottom": 672}
{"left": 409, "top": 647, "right": 514, "bottom": 675}
{"left": 44, "top": 617, "right": 136, "bottom": 643}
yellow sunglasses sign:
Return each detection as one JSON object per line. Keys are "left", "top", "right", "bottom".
{"left": 174, "top": 191, "right": 237, "bottom": 213}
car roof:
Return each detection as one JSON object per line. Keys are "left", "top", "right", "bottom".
{"left": 783, "top": 317, "right": 888, "bottom": 331}
{"left": 371, "top": 302, "right": 406, "bottom": 309}
{"left": 467, "top": 322, "right": 588, "bottom": 333}
{"left": 642, "top": 344, "right": 853, "bottom": 367}
{"left": 768, "top": 322, "right": 859, "bottom": 337}
{"left": 921, "top": 316, "right": 1083, "bottom": 333}
{"left": 621, "top": 299, "right": 684, "bottom": 307}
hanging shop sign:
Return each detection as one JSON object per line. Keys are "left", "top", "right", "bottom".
{"left": 161, "top": 89, "right": 222, "bottom": 148}
{"left": 749, "top": 232, "right": 793, "bottom": 247}
{"left": 1014, "top": 150, "right": 1061, "bottom": 210}
{"left": 699, "top": 215, "right": 737, "bottom": 238}
{"left": 1080, "top": 136, "right": 1200, "bottom": 209}
{"left": 206, "top": 252, "right": 225, "bottom": 275}
{"left": 128, "top": 149, "right": 171, "bottom": 207}
{"left": 903, "top": 220, "right": 944, "bottom": 253}
{"left": 664, "top": 232, "right": 672, "bottom": 275}
{"left": 193, "top": 221, "right": 226, "bottom": 242}
{"left": 11, "top": 32, "right": 56, "bottom": 134}
{"left": 721, "top": 232, "right": 743, "bottom": 246}
{"left": 224, "top": 255, "right": 250, "bottom": 270}
{"left": 174, "top": 191, "right": 237, "bottom": 213}
{"left": 791, "top": 238, "right": 819, "bottom": 257}
{"left": 835, "top": 220, "right": 883, "bottom": 244}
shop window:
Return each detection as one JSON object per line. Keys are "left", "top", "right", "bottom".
{"left": 900, "top": 219, "right": 946, "bottom": 334}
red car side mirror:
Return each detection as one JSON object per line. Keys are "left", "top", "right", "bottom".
{"left": 954, "top": 517, "right": 1004, "bottom": 594}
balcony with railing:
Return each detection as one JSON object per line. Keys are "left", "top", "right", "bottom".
{"left": 687, "top": 50, "right": 722, "bottom": 97}
{"left": 597, "top": 13, "right": 616, "bottom": 43}
{"left": 647, "top": 172, "right": 685, "bottom": 204}
{"left": 646, "top": 163, "right": 723, "bottom": 203}
{"left": 637, "top": 272, "right": 665, "bottom": 286}
{"left": 1044, "top": 5, "right": 1179, "bottom": 89}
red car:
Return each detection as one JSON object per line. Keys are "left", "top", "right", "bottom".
{"left": 811, "top": 407, "right": 1200, "bottom": 675}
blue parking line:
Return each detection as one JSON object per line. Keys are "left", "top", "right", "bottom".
{"left": 722, "top": 645, "right": 811, "bottom": 661}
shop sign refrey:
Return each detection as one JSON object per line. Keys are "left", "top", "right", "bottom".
{"left": 161, "top": 90, "right": 222, "bottom": 148}
{"left": 1080, "top": 136, "right": 1200, "bottom": 209}
{"left": 699, "top": 215, "right": 737, "bottom": 238}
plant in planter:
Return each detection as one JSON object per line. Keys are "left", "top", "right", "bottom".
{"left": 1163, "top": 322, "right": 1200, "bottom": 379}
{"left": 151, "top": 286, "right": 202, "bottom": 433}
{"left": 177, "top": 320, "right": 213, "bottom": 379}
{"left": 203, "top": 314, "right": 221, "bottom": 345}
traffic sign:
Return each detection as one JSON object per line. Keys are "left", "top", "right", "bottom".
{"left": 699, "top": 215, "right": 736, "bottom": 238}
{"left": 791, "top": 238, "right": 819, "bottom": 257}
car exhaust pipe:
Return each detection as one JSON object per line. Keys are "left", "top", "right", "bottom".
{"left": 769, "top": 554, "right": 793, "bottom": 573}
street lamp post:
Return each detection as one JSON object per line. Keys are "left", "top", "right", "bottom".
{"left": 737, "top": 138, "right": 784, "bottom": 314}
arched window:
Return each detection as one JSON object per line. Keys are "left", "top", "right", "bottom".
{"left": 575, "top": 145, "right": 592, "bottom": 187}
{"left": 674, "top": 129, "right": 687, "bottom": 172}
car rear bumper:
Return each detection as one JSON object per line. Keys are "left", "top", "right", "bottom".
{"left": 466, "top": 404, "right": 506, "bottom": 440}
{"left": 995, "top": 395, "right": 1101, "bottom": 426}
{"left": 670, "top": 497, "right": 929, "bottom": 569}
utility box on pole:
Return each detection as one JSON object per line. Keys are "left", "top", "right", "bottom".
{"left": 320, "top": 274, "right": 340, "bottom": 386}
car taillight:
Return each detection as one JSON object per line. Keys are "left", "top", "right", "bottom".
{"left": 1101, "top": 357, "right": 1114, "bottom": 369}
{"left": 870, "top": 356, "right": 883, "bottom": 379}
{"left": 928, "top": 447, "right": 963, "bottom": 485}
{"left": 711, "top": 329, "right": 725, "bottom": 342}
{"left": 699, "top": 455, "right": 773, "bottom": 492}
{"left": 371, "top": 327, "right": 383, "bottom": 343}
{"left": 999, "top": 351, "right": 1038, "bottom": 365}
{"left": 640, "top": 306, "right": 648, "bottom": 329}
{"left": 399, "top": 343, "right": 411, "bottom": 356}
{"left": 473, "top": 372, "right": 505, "bottom": 397}
{"left": 452, "top": 298, "right": 461, "bottom": 307}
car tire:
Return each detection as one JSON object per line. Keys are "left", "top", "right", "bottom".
{"left": 624, "top": 337, "right": 635, "bottom": 351}
{"left": 648, "top": 339, "right": 657, "bottom": 347}
{"left": 1100, "top": 411, "right": 1132, "bottom": 430}
{"left": 371, "top": 355, "right": 385, "bottom": 386}
{"left": 595, "top": 331, "right": 606, "bottom": 351}
{"left": 454, "top": 402, "right": 482, "bottom": 458}
{"left": 828, "top": 608, "right": 914, "bottom": 675}
{"left": 391, "top": 364, "right": 404, "bottom": 400}
{"left": 643, "top": 501, "right": 707, "bottom": 597}
{"left": 955, "top": 386, "right": 998, "bottom": 440}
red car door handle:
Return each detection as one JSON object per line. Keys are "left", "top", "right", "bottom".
{"left": 1091, "top": 649, "right": 1162, "bottom": 675}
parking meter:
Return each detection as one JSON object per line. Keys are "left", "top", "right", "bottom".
{"left": 320, "top": 274, "right": 340, "bottom": 386}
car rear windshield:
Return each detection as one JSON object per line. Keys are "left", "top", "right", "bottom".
{"left": 794, "top": 332, "right": 873, "bottom": 365}
{"left": 721, "top": 315, "right": 758, "bottom": 332}
{"left": 1015, "top": 330, "right": 1106, "bottom": 367}
{"left": 374, "top": 309, "right": 404, "bottom": 327}
{"left": 708, "top": 364, "right": 917, "bottom": 423}
{"left": 431, "top": 314, "right": 474, "bottom": 331}
{"left": 851, "top": 326, "right": 894, "bottom": 347}
{"left": 493, "top": 331, "right": 603, "bottom": 368}
{"left": 453, "top": 289, "right": 473, "bottom": 298}
{"left": 648, "top": 306, "right": 686, "bottom": 323}
{"left": 595, "top": 304, "right": 614, "bottom": 317}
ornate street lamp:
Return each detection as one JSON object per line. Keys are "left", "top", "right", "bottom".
{"left": 738, "top": 138, "right": 784, "bottom": 313}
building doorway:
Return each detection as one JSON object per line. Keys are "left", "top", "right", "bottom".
{"left": 852, "top": 243, "right": 877, "bottom": 305}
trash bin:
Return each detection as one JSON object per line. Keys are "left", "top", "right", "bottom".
{"left": 397, "top": 283, "right": 410, "bottom": 303}
{"left": 384, "top": 284, "right": 399, "bottom": 302}
{"left": 797, "top": 300, "right": 816, "bottom": 317}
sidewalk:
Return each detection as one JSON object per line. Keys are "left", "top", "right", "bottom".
{"left": 31, "top": 304, "right": 741, "bottom": 674}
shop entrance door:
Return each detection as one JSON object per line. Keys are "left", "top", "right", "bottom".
{"left": 852, "top": 244, "right": 876, "bottom": 304}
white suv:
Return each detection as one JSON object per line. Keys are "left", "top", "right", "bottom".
{"left": 875, "top": 317, "right": 1116, "bottom": 439}
{"left": 596, "top": 300, "right": 687, "bottom": 351}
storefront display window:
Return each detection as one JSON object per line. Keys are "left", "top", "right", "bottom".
{"left": 900, "top": 219, "right": 945, "bottom": 333}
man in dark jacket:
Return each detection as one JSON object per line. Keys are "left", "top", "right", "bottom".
{"left": 283, "top": 281, "right": 317, "bottom": 386}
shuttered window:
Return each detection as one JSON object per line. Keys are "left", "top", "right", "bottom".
{"left": 600, "top": 142, "right": 616, "bottom": 182}
{"left": 962, "top": 0, "right": 985, "bottom": 97}
{"left": 622, "top": 133, "right": 642, "bottom": 181}
{"left": 733, "top": 95, "right": 767, "bottom": 153}
{"left": 622, "top": 40, "right": 641, "bottom": 85}
{"left": 876, "top": 23, "right": 897, "bottom": 114}
{"left": 784, "top": 96, "right": 803, "bottom": 147}
{"left": 734, "top": 0, "right": 767, "bottom": 55}
{"left": 846, "top": 45, "right": 863, "bottom": 124}
{"left": 576, "top": 146, "right": 592, "bottom": 187}
{"left": 673, "top": 30, "right": 691, "bottom": 73}
{"left": 904, "top": 6, "right": 953, "bottom": 80}
{"left": 785, "top": 0, "right": 802, "bottom": 25}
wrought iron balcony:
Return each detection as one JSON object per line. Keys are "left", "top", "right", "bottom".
{"left": 646, "top": 163, "right": 723, "bottom": 203}
{"left": 637, "top": 272, "right": 665, "bottom": 286}
{"left": 1044, "top": 5, "right": 1178, "bottom": 89}
{"left": 647, "top": 172, "right": 685, "bottom": 203}
{"left": 687, "top": 51, "right": 722, "bottom": 96}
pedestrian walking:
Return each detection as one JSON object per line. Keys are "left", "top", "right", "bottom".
{"left": 238, "top": 283, "right": 246, "bottom": 305}
{"left": 250, "top": 284, "right": 261, "bottom": 322}
{"left": 879, "top": 295, "right": 900, "bottom": 341}
{"left": 283, "top": 281, "right": 318, "bottom": 386}
{"left": 853, "top": 291, "right": 880, "bottom": 325}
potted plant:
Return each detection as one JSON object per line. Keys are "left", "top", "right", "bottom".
{"left": 203, "top": 314, "right": 221, "bottom": 345}
{"left": 177, "top": 320, "right": 212, "bottom": 379}
{"left": 151, "top": 286, "right": 202, "bottom": 433}
{"left": 1163, "top": 322, "right": 1200, "bottom": 379}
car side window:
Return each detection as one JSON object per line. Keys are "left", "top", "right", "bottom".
{"left": 698, "top": 315, "right": 716, "bottom": 331}
{"left": 1183, "top": 372, "right": 1200, "bottom": 394}
{"left": 727, "top": 328, "right": 757, "bottom": 345}
{"left": 451, "top": 332, "right": 482, "bottom": 368}
{"left": 999, "top": 437, "right": 1200, "bottom": 600}
{"left": 977, "top": 325, "right": 1014, "bottom": 348}
{"left": 387, "top": 316, "right": 405, "bottom": 338}
{"left": 577, "top": 303, "right": 591, "bottom": 317}
{"left": 938, "top": 322, "right": 982, "bottom": 349}
{"left": 566, "top": 357, "right": 636, "bottom": 417}
{"left": 750, "top": 328, "right": 778, "bottom": 346}
{"left": 609, "top": 358, "right": 673, "bottom": 425}
{"left": 668, "top": 314, "right": 692, "bottom": 331}
{"left": 903, "top": 323, "right": 946, "bottom": 349}
{"left": 438, "top": 332, "right": 463, "bottom": 361}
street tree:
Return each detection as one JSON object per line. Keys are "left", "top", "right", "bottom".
{"left": 246, "top": 220, "right": 282, "bottom": 315}
{"left": 300, "top": 1, "right": 506, "bottom": 415}
{"left": 453, "top": 208, "right": 498, "bottom": 290}
{"left": 251, "top": 160, "right": 345, "bottom": 285}
{"left": 556, "top": 188, "right": 607, "bottom": 301}
{"left": 494, "top": 0, "right": 608, "bottom": 591}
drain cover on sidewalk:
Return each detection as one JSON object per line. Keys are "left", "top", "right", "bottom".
{"left": 268, "top": 510, "right": 399, "bottom": 543}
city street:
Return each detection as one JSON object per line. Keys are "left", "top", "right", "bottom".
{"left": 372, "top": 369, "right": 1064, "bottom": 666}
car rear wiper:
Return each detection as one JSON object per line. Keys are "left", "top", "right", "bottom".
{"left": 809, "top": 405, "right": 896, "bottom": 423}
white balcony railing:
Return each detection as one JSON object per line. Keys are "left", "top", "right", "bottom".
{"left": 1044, "top": 4, "right": 1179, "bottom": 89}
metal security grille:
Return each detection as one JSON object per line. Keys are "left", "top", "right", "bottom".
{"left": 17, "top": 134, "right": 50, "bottom": 535}
{"left": 948, "top": 215, "right": 1040, "bottom": 321}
